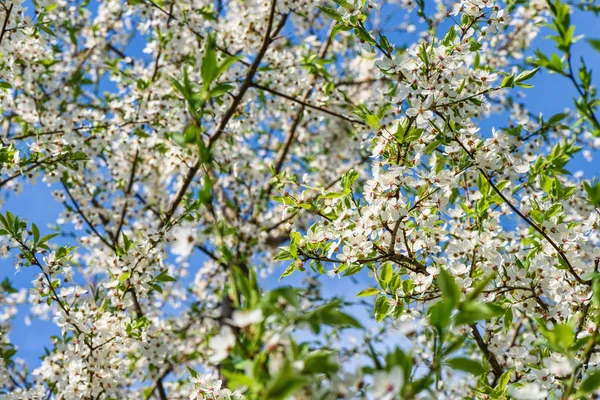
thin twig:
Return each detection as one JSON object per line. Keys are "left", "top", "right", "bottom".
{"left": 251, "top": 83, "right": 366, "bottom": 126}
{"left": 61, "top": 181, "right": 115, "bottom": 251}
{"left": 114, "top": 150, "right": 139, "bottom": 244}
{"left": 0, "top": 3, "right": 13, "bottom": 46}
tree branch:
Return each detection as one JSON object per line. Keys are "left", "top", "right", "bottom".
{"left": 470, "top": 324, "right": 503, "bottom": 386}
{"left": 0, "top": 3, "right": 13, "bottom": 46}
{"left": 162, "top": 0, "right": 283, "bottom": 227}
{"left": 251, "top": 83, "right": 366, "bottom": 126}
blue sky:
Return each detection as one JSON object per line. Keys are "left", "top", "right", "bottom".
{"left": 2, "top": 2, "right": 599, "bottom": 372}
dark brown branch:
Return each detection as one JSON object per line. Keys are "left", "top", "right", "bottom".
{"left": 389, "top": 188, "right": 440, "bottom": 250}
{"left": 438, "top": 111, "right": 587, "bottom": 285}
{"left": 207, "top": 2, "right": 282, "bottom": 148}
{"left": 61, "top": 181, "right": 116, "bottom": 251}
{"left": 565, "top": 52, "right": 600, "bottom": 132}
{"left": 482, "top": 167, "right": 585, "bottom": 285}
{"left": 114, "top": 150, "right": 139, "bottom": 244}
{"left": 0, "top": 3, "right": 13, "bottom": 46}
{"left": 251, "top": 82, "right": 366, "bottom": 126}
{"left": 0, "top": 153, "right": 70, "bottom": 188}
{"left": 253, "top": 24, "right": 336, "bottom": 222}
{"left": 298, "top": 248, "right": 428, "bottom": 274}
{"left": 163, "top": 0, "right": 283, "bottom": 227}
{"left": 10, "top": 119, "right": 150, "bottom": 140}
{"left": 470, "top": 324, "right": 503, "bottom": 386}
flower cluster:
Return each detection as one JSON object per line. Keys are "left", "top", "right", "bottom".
{"left": 0, "top": 0, "right": 599, "bottom": 399}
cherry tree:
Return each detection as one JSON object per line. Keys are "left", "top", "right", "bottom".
{"left": 0, "top": 0, "right": 599, "bottom": 399}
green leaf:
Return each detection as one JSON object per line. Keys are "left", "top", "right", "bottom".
{"left": 170, "top": 132, "right": 187, "bottom": 147}
{"left": 210, "top": 83, "right": 234, "bottom": 97}
{"left": 447, "top": 357, "right": 485, "bottom": 376}
{"left": 579, "top": 370, "right": 600, "bottom": 394}
{"left": 403, "top": 128, "right": 423, "bottom": 143}
{"left": 303, "top": 299, "right": 363, "bottom": 331}
{"left": 428, "top": 299, "right": 453, "bottom": 330}
{"left": 438, "top": 267, "right": 460, "bottom": 307}
{"left": 317, "top": 190, "right": 349, "bottom": 200}
{"left": 469, "top": 41, "right": 483, "bottom": 51}
{"left": 324, "top": 309, "right": 363, "bottom": 329}
{"left": 374, "top": 296, "right": 390, "bottom": 322}
{"left": 0, "top": 278, "right": 17, "bottom": 294}
{"left": 547, "top": 112, "right": 567, "bottom": 126}
{"left": 587, "top": 38, "right": 600, "bottom": 53}
{"left": 365, "top": 114, "right": 380, "bottom": 128}
{"left": 493, "top": 370, "right": 512, "bottom": 395}
{"left": 342, "top": 263, "right": 363, "bottom": 277}
{"left": 279, "top": 264, "right": 296, "bottom": 281}
{"left": 155, "top": 270, "right": 176, "bottom": 283}
{"left": 379, "top": 263, "right": 393, "bottom": 285}
{"left": 31, "top": 224, "right": 40, "bottom": 244}
{"left": 357, "top": 287, "right": 379, "bottom": 297}
{"left": 333, "top": 0, "right": 352, "bottom": 10}
{"left": 593, "top": 274, "right": 600, "bottom": 307}
{"left": 38, "top": 24, "right": 56, "bottom": 37}
{"left": 515, "top": 82, "right": 533, "bottom": 89}
{"left": 221, "top": 370, "right": 256, "bottom": 390}
{"left": 455, "top": 302, "right": 504, "bottom": 325}
{"left": 545, "top": 203, "right": 563, "bottom": 218}
{"left": 515, "top": 67, "right": 540, "bottom": 83}
{"left": 39, "top": 233, "right": 59, "bottom": 244}
{"left": 265, "top": 363, "right": 307, "bottom": 400}
{"left": 466, "top": 274, "right": 494, "bottom": 302}
{"left": 272, "top": 195, "right": 297, "bottom": 206}
{"left": 183, "top": 125, "right": 200, "bottom": 144}
{"left": 318, "top": 6, "right": 343, "bottom": 22}
{"left": 548, "top": 53, "right": 565, "bottom": 73}
{"left": 385, "top": 347, "right": 412, "bottom": 378}
{"left": 216, "top": 55, "right": 243, "bottom": 78}
{"left": 443, "top": 337, "right": 467, "bottom": 356}
{"left": 476, "top": 172, "right": 490, "bottom": 197}
{"left": 331, "top": 23, "right": 352, "bottom": 39}
{"left": 353, "top": 26, "right": 376, "bottom": 45}
{"left": 442, "top": 26, "right": 457, "bottom": 46}
{"left": 201, "top": 35, "right": 218, "bottom": 85}
{"left": 504, "top": 307, "right": 513, "bottom": 332}
{"left": 197, "top": 139, "right": 212, "bottom": 164}
{"left": 197, "top": 176, "right": 214, "bottom": 204}
{"left": 341, "top": 169, "right": 359, "bottom": 191}
{"left": 500, "top": 74, "right": 515, "bottom": 88}
{"left": 303, "top": 350, "right": 339, "bottom": 374}
{"left": 583, "top": 179, "right": 600, "bottom": 207}
{"left": 273, "top": 247, "right": 294, "bottom": 261}
{"left": 171, "top": 78, "right": 188, "bottom": 99}
{"left": 379, "top": 33, "right": 391, "bottom": 54}
{"left": 268, "top": 286, "right": 300, "bottom": 309}
{"left": 553, "top": 323, "right": 575, "bottom": 351}
{"left": 187, "top": 366, "right": 199, "bottom": 379}
{"left": 70, "top": 151, "right": 89, "bottom": 161}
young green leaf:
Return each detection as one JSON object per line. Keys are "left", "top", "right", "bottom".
{"left": 201, "top": 35, "right": 218, "bottom": 86}
{"left": 318, "top": 6, "right": 343, "bottom": 22}
{"left": 446, "top": 357, "right": 485, "bottom": 376}
{"left": 437, "top": 267, "right": 460, "bottom": 307}
{"left": 357, "top": 287, "right": 380, "bottom": 297}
